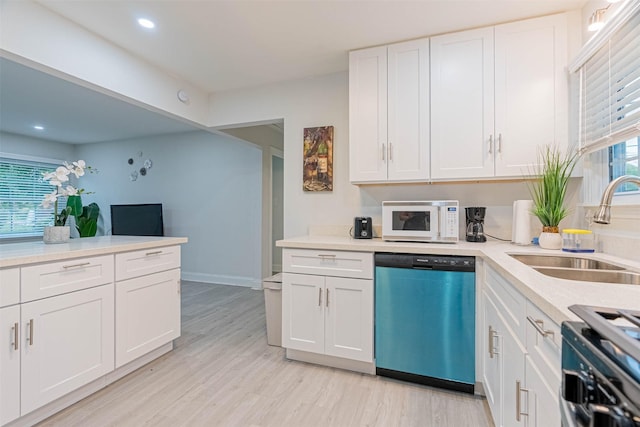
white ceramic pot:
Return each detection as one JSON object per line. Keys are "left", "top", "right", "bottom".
{"left": 538, "top": 227, "right": 562, "bottom": 250}
{"left": 43, "top": 226, "right": 70, "bottom": 244}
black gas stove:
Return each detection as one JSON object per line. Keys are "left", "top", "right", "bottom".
{"left": 561, "top": 305, "right": 640, "bottom": 427}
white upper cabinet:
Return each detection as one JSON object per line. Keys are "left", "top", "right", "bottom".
{"left": 431, "top": 27, "right": 495, "bottom": 179}
{"left": 349, "top": 38, "right": 430, "bottom": 183}
{"left": 431, "top": 13, "right": 569, "bottom": 180}
{"left": 494, "top": 14, "right": 569, "bottom": 177}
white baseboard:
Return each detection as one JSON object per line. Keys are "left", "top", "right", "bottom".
{"left": 181, "top": 271, "right": 261, "bottom": 288}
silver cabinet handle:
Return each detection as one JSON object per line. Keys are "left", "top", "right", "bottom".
{"left": 488, "top": 326, "right": 495, "bottom": 358}
{"left": 318, "top": 288, "right": 322, "bottom": 307}
{"left": 516, "top": 380, "right": 529, "bottom": 421}
{"left": 381, "top": 143, "right": 386, "bottom": 161}
{"left": 326, "top": 289, "right": 329, "bottom": 308}
{"left": 526, "top": 316, "right": 555, "bottom": 338}
{"left": 488, "top": 134, "right": 493, "bottom": 154}
{"left": 12, "top": 322, "right": 19, "bottom": 351}
{"left": 145, "top": 251, "right": 162, "bottom": 256}
{"left": 317, "top": 254, "right": 336, "bottom": 258}
{"left": 28, "top": 319, "right": 34, "bottom": 346}
{"left": 62, "top": 262, "right": 90, "bottom": 269}
{"left": 497, "top": 133, "right": 502, "bottom": 153}
{"left": 389, "top": 142, "right": 393, "bottom": 161}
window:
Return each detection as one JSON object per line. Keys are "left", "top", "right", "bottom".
{"left": 0, "top": 158, "right": 58, "bottom": 238}
{"left": 578, "top": 4, "right": 640, "bottom": 154}
{"left": 610, "top": 137, "right": 639, "bottom": 194}
{"left": 572, "top": 1, "right": 640, "bottom": 203}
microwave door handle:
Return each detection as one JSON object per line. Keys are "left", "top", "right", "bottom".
{"left": 436, "top": 208, "right": 441, "bottom": 238}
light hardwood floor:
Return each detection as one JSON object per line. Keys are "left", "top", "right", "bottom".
{"left": 38, "top": 281, "right": 494, "bottom": 427}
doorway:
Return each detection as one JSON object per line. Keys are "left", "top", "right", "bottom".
{"left": 271, "top": 151, "right": 284, "bottom": 273}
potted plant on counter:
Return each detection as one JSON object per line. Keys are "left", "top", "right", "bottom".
{"left": 40, "top": 160, "right": 96, "bottom": 243}
{"left": 527, "top": 146, "right": 579, "bottom": 250}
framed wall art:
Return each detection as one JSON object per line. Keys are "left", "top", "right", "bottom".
{"left": 302, "top": 126, "right": 333, "bottom": 192}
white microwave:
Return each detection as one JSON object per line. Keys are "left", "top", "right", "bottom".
{"left": 382, "top": 200, "right": 459, "bottom": 243}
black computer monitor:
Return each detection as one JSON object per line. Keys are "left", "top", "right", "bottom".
{"left": 110, "top": 203, "right": 164, "bottom": 236}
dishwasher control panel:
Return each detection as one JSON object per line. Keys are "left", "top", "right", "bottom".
{"left": 375, "top": 253, "right": 475, "bottom": 272}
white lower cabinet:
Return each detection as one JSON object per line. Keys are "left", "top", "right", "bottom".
{"left": 0, "top": 243, "right": 184, "bottom": 427}
{"left": 0, "top": 305, "right": 20, "bottom": 426}
{"left": 20, "top": 284, "right": 114, "bottom": 416}
{"left": 524, "top": 354, "right": 560, "bottom": 427}
{"left": 282, "top": 272, "right": 373, "bottom": 363}
{"left": 483, "top": 288, "right": 526, "bottom": 427}
{"left": 115, "top": 269, "right": 181, "bottom": 368}
{"left": 483, "top": 265, "right": 561, "bottom": 427}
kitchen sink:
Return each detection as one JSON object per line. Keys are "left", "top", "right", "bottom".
{"left": 533, "top": 268, "right": 640, "bottom": 285}
{"left": 509, "top": 254, "right": 625, "bottom": 271}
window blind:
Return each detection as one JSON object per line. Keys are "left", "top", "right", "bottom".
{"left": 0, "top": 158, "right": 57, "bottom": 238}
{"left": 579, "top": 4, "right": 640, "bottom": 154}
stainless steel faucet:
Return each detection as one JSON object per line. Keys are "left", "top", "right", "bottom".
{"left": 593, "top": 175, "right": 640, "bottom": 224}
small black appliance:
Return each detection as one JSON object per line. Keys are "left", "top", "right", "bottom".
{"left": 465, "top": 207, "right": 486, "bottom": 242}
{"left": 354, "top": 217, "right": 373, "bottom": 239}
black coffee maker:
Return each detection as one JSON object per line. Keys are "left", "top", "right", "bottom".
{"left": 465, "top": 207, "right": 486, "bottom": 242}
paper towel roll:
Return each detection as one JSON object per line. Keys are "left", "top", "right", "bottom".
{"left": 512, "top": 200, "right": 534, "bottom": 245}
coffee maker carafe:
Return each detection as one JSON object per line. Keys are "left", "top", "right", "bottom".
{"left": 465, "top": 207, "right": 486, "bottom": 242}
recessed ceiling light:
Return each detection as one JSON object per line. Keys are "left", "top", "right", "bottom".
{"left": 137, "top": 18, "right": 155, "bottom": 29}
{"left": 33, "top": 125, "right": 44, "bottom": 131}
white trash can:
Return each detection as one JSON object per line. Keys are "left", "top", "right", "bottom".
{"left": 263, "top": 273, "right": 282, "bottom": 347}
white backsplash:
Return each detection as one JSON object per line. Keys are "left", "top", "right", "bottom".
{"left": 577, "top": 205, "right": 640, "bottom": 262}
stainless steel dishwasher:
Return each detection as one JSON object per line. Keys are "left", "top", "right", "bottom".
{"left": 374, "top": 253, "right": 475, "bottom": 393}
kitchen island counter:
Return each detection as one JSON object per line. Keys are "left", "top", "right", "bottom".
{"left": 0, "top": 235, "right": 188, "bottom": 268}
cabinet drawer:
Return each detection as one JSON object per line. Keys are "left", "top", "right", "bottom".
{"left": 21, "top": 255, "right": 114, "bottom": 303}
{"left": 0, "top": 268, "right": 20, "bottom": 307}
{"left": 115, "top": 245, "right": 180, "bottom": 281}
{"left": 484, "top": 265, "right": 526, "bottom": 340}
{"left": 282, "top": 249, "right": 373, "bottom": 279}
{"left": 525, "top": 300, "right": 561, "bottom": 386}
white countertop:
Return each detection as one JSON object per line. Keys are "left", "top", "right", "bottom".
{"left": 277, "top": 236, "right": 640, "bottom": 324}
{"left": 0, "top": 235, "right": 188, "bottom": 268}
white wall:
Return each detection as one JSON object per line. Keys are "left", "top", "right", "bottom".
{"left": 209, "top": 72, "right": 582, "bottom": 242}
{"left": 0, "top": 132, "right": 75, "bottom": 162}
{"left": 210, "top": 72, "right": 362, "bottom": 238}
{"left": 76, "top": 131, "right": 263, "bottom": 287}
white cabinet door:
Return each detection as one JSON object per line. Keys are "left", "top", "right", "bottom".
{"left": 281, "top": 273, "right": 325, "bottom": 354}
{"left": 324, "top": 277, "right": 373, "bottom": 362}
{"left": 431, "top": 27, "right": 495, "bottom": 179}
{"left": 349, "top": 40, "right": 429, "bottom": 184}
{"left": 494, "top": 14, "right": 568, "bottom": 177}
{"left": 482, "top": 291, "right": 503, "bottom": 427}
{"left": 387, "top": 38, "right": 430, "bottom": 182}
{"left": 115, "top": 269, "right": 181, "bottom": 368}
{"left": 525, "top": 355, "right": 561, "bottom": 427}
{"left": 503, "top": 321, "right": 527, "bottom": 427}
{"left": 0, "top": 305, "right": 20, "bottom": 425}
{"left": 349, "top": 46, "right": 388, "bottom": 183}
{"left": 20, "top": 284, "right": 114, "bottom": 416}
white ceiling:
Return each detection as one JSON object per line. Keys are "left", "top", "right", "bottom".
{"left": 0, "top": 57, "right": 200, "bottom": 144}
{"left": 1, "top": 0, "right": 587, "bottom": 144}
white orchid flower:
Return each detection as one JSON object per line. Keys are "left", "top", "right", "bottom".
{"left": 64, "top": 186, "right": 79, "bottom": 196}
{"left": 65, "top": 161, "right": 85, "bottom": 178}
{"left": 54, "top": 166, "right": 70, "bottom": 182}
{"left": 41, "top": 190, "right": 59, "bottom": 208}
